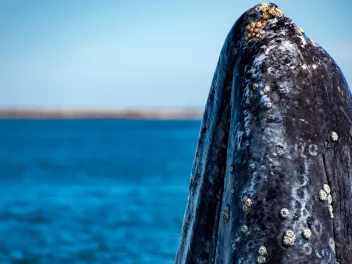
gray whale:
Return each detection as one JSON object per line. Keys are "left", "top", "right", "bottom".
{"left": 175, "top": 3, "right": 352, "bottom": 264}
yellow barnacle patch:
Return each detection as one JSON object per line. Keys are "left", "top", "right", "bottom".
{"left": 244, "top": 5, "right": 283, "bottom": 42}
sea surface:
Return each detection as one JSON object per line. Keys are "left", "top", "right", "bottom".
{"left": 0, "top": 119, "right": 201, "bottom": 264}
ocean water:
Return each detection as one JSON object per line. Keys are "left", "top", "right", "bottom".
{"left": 0, "top": 119, "right": 200, "bottom": 264}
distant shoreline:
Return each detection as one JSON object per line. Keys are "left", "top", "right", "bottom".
{"left": 0, "top": 109, "right": 204, "bottom": 120}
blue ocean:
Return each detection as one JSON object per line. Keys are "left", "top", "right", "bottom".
{"left": 0, "top": 119, "right": 200, "bottom": 264}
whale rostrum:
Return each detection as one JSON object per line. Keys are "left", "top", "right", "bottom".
{"left": 175, "top": 3, "right": 352, "bottom": 264}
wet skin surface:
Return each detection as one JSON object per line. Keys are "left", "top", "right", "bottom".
{"left": 175, "top": 3, "right": 352, "bottom": 264}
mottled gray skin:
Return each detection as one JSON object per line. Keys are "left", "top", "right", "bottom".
{"left": 175, "top": 3, "right": 352, "bottom": 264}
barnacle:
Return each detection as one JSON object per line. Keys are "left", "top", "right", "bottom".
{"left": 285, "top": 229, "right": 295, "bottom": 238}
{"left": 283, "top": 236, "right": 294, "bottom": 246}
{"left": 253, "top": 83, "right": 259, "bottom": 90}
{"left": 302, "top": 228, "right": 312, "bottom": 239}
{"left": 263, "top": 86, "right": 270, "bottom": 93}
{"left": 280, "top": 208, "right": 290, "bottom": 219}
{"left": 262, "top": 13, "right": 270, "bottom": 20}
{"left": 241, "top": 225, "right": 249, "bottom": 233}
{"left": 328, "top": 205, "right": 334, "bottom": 219}
{"left": 242, "top": 195, "right": 249, "bottom": 202}
{"left": 331, "top": 131, "right": 338, "bottom": 142}
{"left": 330, "top": 212, "right": 334, "bottom": 219}
{"left": 327, "top": 194, "right": 333, "bottom": 205}
{"left": 319, "top": 189, "right": 328, "bottom": 201}
{"left": 258, "top": 246, "right": 267, "bottom": 256}
{"left": 245, "top": 198, "right": 253, "bottom": 207}
{"left": 264, "top": 102, "right": 272, "bottom": 109}
{"left": 257, "top": 256, "right": 267, "bottom": 263}
{"left": 242, "top": 204, "right": 249, "bottom": 212}
{"left": 323, "top": 184, "right": 331, "bottom": 194}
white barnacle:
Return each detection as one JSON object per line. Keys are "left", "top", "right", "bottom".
{"left": 245, "top": 198, "right": 253, "bottom": 207}
{"left": 312, "top": 64, "right": 317, "bottom": 69}
{"left": 241, "top": 225, "right": 249, "bottom": 233}
{"left": 328, "top": 205, "right": 334, "bottom": 219}
{"left": 302, "top": 228, "right": 312, "bottom": 240}
{"left": 253, "top": 83, "right": 259, "bottom": 90}
{"left": 283, "top": 236, "right": 294, "bottom": 246}
{"left": 330, "top": 212, "right": 334, "bottom": 219}
{"left": 258, "top": 246, "right": 267, "bottom": 256}
{"left": 285, "top": 229, "right": 295, "bottom": 238}
{"left": 243, "top": 204, "right": 249, "bottom": 212}
{"left": 302, "top": 64, "right": 308, "bottom": 70}
{"left": 280, "top": 208, "right": 290, "bottom": 219}
{"left": 319, "top": 189, "right": 328, "bottom": 201}
{"left": 263, "top": 86, "right": 270, "bottom": 93}
{"left": 264, "top": 102, "right": 272, "bottom": 109}
{"left": 323, "top": 184, "right": 331, "bottom": 194}
{"left": 331, "top": 131, "right": 338, "bottom": 142}
{"left": 242, "top": 195, "right": 249, "bottom": 202}
{"left": 328, "top": 194, "right": 333, "bottom": 205}
{"left": 257, "top": 256, "right": 267, "bottom": 263}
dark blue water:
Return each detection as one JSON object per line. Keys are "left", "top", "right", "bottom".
{"left": 0, "top": 119, "right": 200, "bottom": 264}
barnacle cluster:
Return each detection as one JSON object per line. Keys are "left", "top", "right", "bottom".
{"left": 257, "top": 246, "right": 267, "bottom": 263}
{"left": 244, "top": 5, "right": 284, "bottom": 41}
{"left": 283, "top": 229, "right": 295, "bottom": 246}
{"left": 242, "top": 195, "right": 253, "bottom": 212}
{"left": 245, "top": 21, "right": 265, "bottom": 41}
{"left": 261, "top": 6, "right": 284, "bottom": 19}
{"left": 319, "top": 184, "right": 334, "bottom": 219}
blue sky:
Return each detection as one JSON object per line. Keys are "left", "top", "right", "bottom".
{"left": 0, "top": 0, "right": 351, "bottom": 109}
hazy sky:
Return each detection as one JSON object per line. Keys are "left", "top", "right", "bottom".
{"left": 1, "top": 0, "right": 351, "bottom": 109}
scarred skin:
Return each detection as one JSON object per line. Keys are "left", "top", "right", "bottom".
{"left": 175, "top": 3, "right": 352, "bottom": 264}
